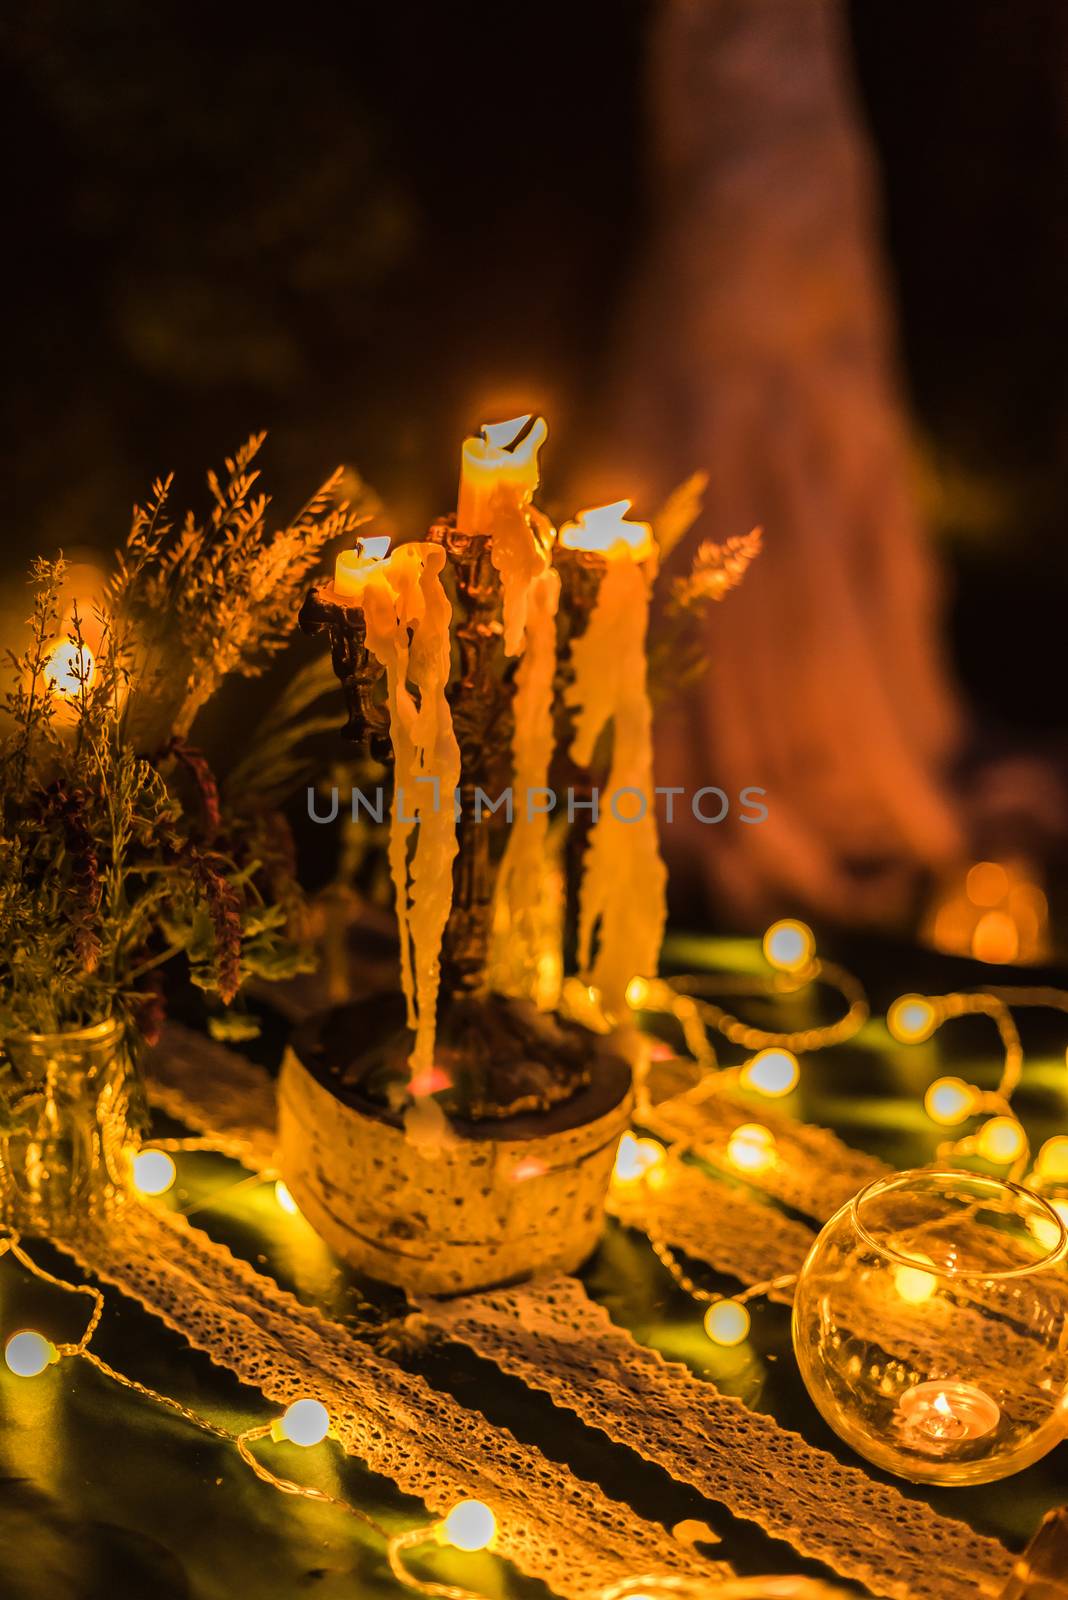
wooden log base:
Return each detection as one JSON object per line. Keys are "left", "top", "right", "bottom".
{"left": 278, "top": 993, "right": 633, "bottom": 1296}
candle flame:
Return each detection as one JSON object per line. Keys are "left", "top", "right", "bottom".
{"left": 559, "top": 500, "right": 654, "bottom": 560}
{"left": 357, "top": 534, "right": 391, "bottom": 562}
{"left": 933, "top": 1391, "right": 953, "bottom": 1418}
{"left": 483, "top": 414, "right": 529, "bottom": 449}
{"left": 474, "top": 413, "right": 548, "bottom": 468}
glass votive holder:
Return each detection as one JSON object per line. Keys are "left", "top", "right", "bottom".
{"left": 793, "top": 1168, "right": 1068, "bottom": 1485}
{"left": 600, "top": 1578, "right": 850, "bottom": 1599}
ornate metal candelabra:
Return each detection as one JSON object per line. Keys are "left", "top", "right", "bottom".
{"left": 298, "top": 522, "right": 620, "bottom": 1120}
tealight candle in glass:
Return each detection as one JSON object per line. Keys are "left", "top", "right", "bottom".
{"left": 793, "top": 1169, "right": 1068, "bottom": 1484}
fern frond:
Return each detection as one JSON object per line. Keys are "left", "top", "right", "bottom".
{"left": 669, "top": 526, "right": 763, "bottom": 612}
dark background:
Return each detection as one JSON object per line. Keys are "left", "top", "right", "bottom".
{"left": 4, "top": 0, "right": 1066, "bottom": 733}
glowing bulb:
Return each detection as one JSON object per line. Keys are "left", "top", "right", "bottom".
{"left": 894, "top": 1253, "right": 939, "bottom": 1304}
{"left": 703, "top": 1299, "right": 750, "bottom": 1347}
{"left": 442, "top": 1500, "right": 497, "bottom": 1552}
{"left": 740, "top": 1047, "right": 800, "bottom": 1098}
{"left": 762, "top": 919, "right": 814, "bottom": 974}
{"left": 626, "top": 976, "right": 649, "bottom": 1009}
{"left": 966, "top": 861, "right": 1009, "bottom": 908}
{"left": 279, "top": 1399, "right": 330, "bottom": 1447}
{"left": 1035, "top": 1137, "right": 1068, "bottom": 1182}
{"left": 131, "top": 1149, "right": 176, "bottom": 1196}
{"left": 726, "top": 1123, "right": 776, "bottom": 1173}
{"left": 275, "top": 1179, "right": 299, "bottom": 1215}
{"left": 971, "top": 910, "right": 1019, "bottom": 965}
{"left": 613, "top": 1133, "right": 665, "bottom": 1183}
{"left": 976, "top": 1116, "right": 1026, "bottom": 1165}
{"left": 887, "top": 994, "right": 937, "bottom": 1044}
{"left": 45, "top": 639, "right": 94, "bottom": 694}
{"left": 4, "top": 1331, "right": 58, "bottom": 1377}
{"left": 923, "top": 1077, "right": 977, "bottom": 1127}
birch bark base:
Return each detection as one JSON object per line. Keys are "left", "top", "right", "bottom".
{"left": 278, "top": 1046, "right": 633, "bottom": 1296}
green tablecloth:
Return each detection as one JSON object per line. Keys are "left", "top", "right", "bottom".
{"left": 2, "top": 932, "right": 1066, "bottom": 1599}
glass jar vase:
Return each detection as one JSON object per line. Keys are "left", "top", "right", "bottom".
{"left": 793, "top": 1168, "right": 1068, "bottom": 1485}
{"left": 0, "top": 1018, "right": 141, "bottom": 1232}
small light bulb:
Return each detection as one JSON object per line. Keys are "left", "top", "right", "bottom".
{"left": 703, "top": 1299, "right": 750, "bottom": 1347}
{"left": 45, "top": 639, "right": 94, "bottom": 694}
{"left": 279, "top": 1399, "right": 330, "bottom": 1447}
{"left": 976, "top": 1116, "right": 1027, "bottom": 1165}
{"left": 275, "top": 1179, "right": 299, "bottom": 1215}
{"left": 726, "top": 1123, "right": 776, "bottom": 1174}
{"left": 740, "top": 1047, "right": 800, "bottom": 1098}
{"left": 442, "top": 1500, "right": 497, "bottom": 1552}
{"left": 971, "top": 910, "right": 1019, "bottom": 965}
{"left": 131, "top": 1149, "right": 176, "bottom": 1196}
{"left": 613, "top": 1133, "right": 665, "bottom": 1183}
{"left": 923, "top": 1077, "right": 977, "bottom": 1127}
{"left": 1035, "top": 1137, "right": 1068, "bottom": 1182}
{"left": 625, "top": 976, "right": 649, "bottom": 1009}
{"left": 4, "top": 1331, "right": 58, "bottom": 1378}
{"left": 887, "top": 995, "right": 937, "bottom": 1044}
{"left": 894, "top": 1253, "right": 939, "bottom": 1304}
{"left": 762, "top": 919, "right": 815, "bottom": 974}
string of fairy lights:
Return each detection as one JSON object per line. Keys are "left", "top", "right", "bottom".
{"left": 613, "top": 919, "right": 1068, "bottom": 1343}
{"left": 3, "top": 915, "right": 1068, "bottom": 1590}
{"left": 0, "top": 1219, "right": 497, "bottom": 1599}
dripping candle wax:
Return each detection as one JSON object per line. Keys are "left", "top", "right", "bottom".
{"left": 562, "top": 500, "right": 666, "bottom": 1017}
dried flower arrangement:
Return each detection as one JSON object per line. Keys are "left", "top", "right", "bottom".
{"left": 0, "top": 438, "right": 367, "bottom": 1045}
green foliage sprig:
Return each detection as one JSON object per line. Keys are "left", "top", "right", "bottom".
{"left": 112, "top": 432, "right": 369, "bottom": 743}
{"left": 0, "top": 439, "right": 368, "bottom": 1041}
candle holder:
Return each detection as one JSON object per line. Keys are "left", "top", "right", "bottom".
{"left": 282, "top": 514, "right": 633, "bottom": 1294}
{"left": 792, "top": 1169, "right": 1068, "bottom": 1485}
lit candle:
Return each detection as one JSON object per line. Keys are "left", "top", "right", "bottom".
{"left": 559, "top": 499, "right": 654, "bottom": 561}
{"left": 457, "top": 414, "right": 548, "bottom": 540}
{"left": 564, "top": 501, "right": 666, "bottom": 1018}
{"left": 896, "top": 1380, "right": 1000, "bottom": 1454}
{"left": 333, "top": 535, "right": 392, "bottom": 599}
{"left": 456, "top": 414, "right": 551, "bottom": 658}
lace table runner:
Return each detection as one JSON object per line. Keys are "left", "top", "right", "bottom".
{"left": 419, "top": 1277, "right": 1012, "bottom": 1600}
{"left": 142, "top": 1024, "right": 1017, "bottom": 1599}
{"left": 641, "top": 1085, "right": 891, "bottom": 1223}
{"left": 54, "top": 1202, "right": 721, "bottom": 1600}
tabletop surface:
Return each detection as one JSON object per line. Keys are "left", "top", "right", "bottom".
{"left": 2, "top": 928, "right": 1066, "bottom": 1600}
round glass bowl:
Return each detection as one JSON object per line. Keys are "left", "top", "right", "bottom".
{"left": 793, "top": 1169, "right": 1068, "bottom": 1484}
{"left": 601, "top": 1579, "right": 850, "bottom": 1600}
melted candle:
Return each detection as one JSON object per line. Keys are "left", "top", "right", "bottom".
{"left": 562, "top": 500, "right": 667, "bottom": 1018}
